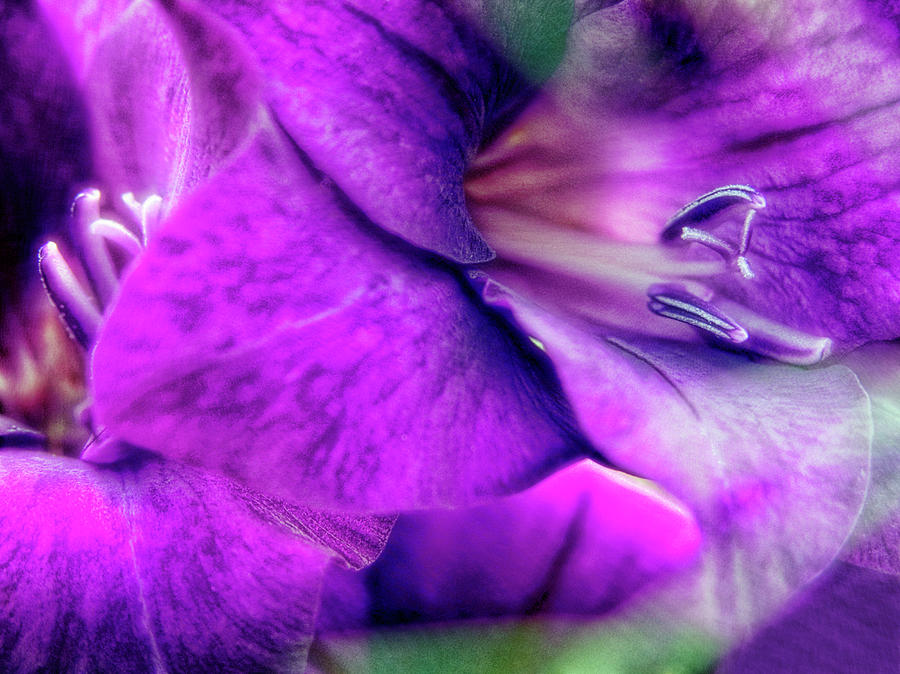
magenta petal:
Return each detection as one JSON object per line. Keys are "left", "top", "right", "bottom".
{"left": 320, "top": 460, "right": 701, "bottom": 629}
{"left": 476, "top": 278, "right": 871, "bottom": 636}
{"left": 91, "top": 119, "right": 581, "bottom": 511}
{"left": 0, "top": 450, "right": 330, "bottom": 671}
{"left": 197, "top": 0, "right": 532, "bottom": 263}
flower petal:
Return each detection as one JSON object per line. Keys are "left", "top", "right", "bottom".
{"left": 196, "top": 0, "right": 537, "bottom": 263}
{"left": 0, "top": 449, "right": 330, "bottom": 671}
{"left": 320, "top": 460, "right": 700, "bottom": 629}
{"left": 841, "top": 343, "right": 900, "bottom": 575}
{"left": 522, "top": 0, "right": 900, "bottom": 349}
{"left": 475, "top": 277, "right": 871, "bottom": 637}
{"left": 84, "top": 0, "right": 261, "bottom": 205}
{"left": 90, "top": 116, "right": 584, "bottom": 511}
{"left": 719, "top": 562, "right": 900, "bottom": 673}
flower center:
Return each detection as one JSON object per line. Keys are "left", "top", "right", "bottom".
{"left": 465, "top": 99, "right": 831, "bottom": 366}
{"left": 37, "top": 188, "right": 162, "bottom": 456}
{"left": 39, "top": 189, "right": 161, "bottom": 350}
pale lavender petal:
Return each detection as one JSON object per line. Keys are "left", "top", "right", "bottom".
{"left": 840, "top": 343, "right": 900, "bottom": 575}
{"left": 197, "top": 0, "right": 534, "bottom": 263}
{"left": 541, "top": 0, "right": 900, "bottom": 349}
{"left": 475, "top": 277, "right": 871, "bottom": 637}
{"left": 90, "top": 118, "right": 583, "bottom": 511}
{"left": 320, "top": 460, "right": 700, "bottom": 629}
{"left": 0, "top": 449, "right": 331, "bottom": 671}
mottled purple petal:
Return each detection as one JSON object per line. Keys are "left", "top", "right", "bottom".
{"left": 0, "top": 449, "right": 330, "bottom": 671}
{"left": 515, "top": 0, "right": 900, "bottom": 349}
{"left": 196, "top": 0, "right": 534, "bottom": 263}
{"left": 475, "top": 277, "right": 871, "bottom": 636}
{"left": 319, "top": 460, "right": 700, "bottom": 629}
{"left": 90, "top": 114, "right": 583, "bottom": 511}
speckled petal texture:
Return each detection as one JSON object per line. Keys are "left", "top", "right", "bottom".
{"left": 91, "top": 115, "right": 583, "bottom": 511}
{"left": 194, "top": 0, "right": 537, "bottom": 263}
{"left": 0, "top": 449, "right": 330, "bottom": 671}
{"left": 476, "top": 278, "right": 872, "bottom": 636}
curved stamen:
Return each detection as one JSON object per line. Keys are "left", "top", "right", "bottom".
{"left": 90, "top": 218, "right": 144, "bottom": 259}
{"left": 647, "top": 284, "right": 749, "bottom": 343}
{"left": 715, "top": 299, "right": 833, "bottom": 365}
{"left": 121, "top": 192, "right": 143, "bottom": 223}
{"left": 73, "top": 190, "right": 119, "bottom": 305}
{"left": 121, "top": 192, "right": 163, "bottom": 246}
{"left": 661, "top": 184, "right": 766, "bottom": 242}
{"left": 679, "top": 227, "right": 739, "bottom": 259}
{"left": 38, "top": 242, "right": 102, "bottom": 349}
{"left": 140, "top": 194, "right": 163, "bottom": 245}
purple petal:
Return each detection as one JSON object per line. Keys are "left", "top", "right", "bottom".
{"left": 476, "top": 278, "right": 871, "bottom": 637}
{"left": 84, "top": 0, "right": 261, "bottom": 204}
{"left": 196, "top": 0, "right": 533, "bottom": 263}
{"left": 720, "top": 562, "right": 900, "bottom": 674}
{"left": 90, "top": 118, "right": 582, "bottom": 511}
{"left": 320, "top": 460, "right": 701, "bottom": 629}
{"left": 513, "top": 0, "right": 900, "bottom": 350}
{"left": 0, "top": 449, "right": 330, "bottom": 671}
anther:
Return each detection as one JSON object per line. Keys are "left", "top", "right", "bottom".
{"left": 661, "top": 184, "right": 766, "bottom": 242}
{"left": 38, "top": 242, "right": 102, "bottom": 349}
{"left": 678, "top": 227, "right": 739, "bottom": 260}
{"left": 90, "top": 218, "right": 143, "bottom": 259}
{"left": 121, "top": 192, "right": 163, "bottom": 245}
{"left": 648, "top": 284, "right": 749, "bottom": 344}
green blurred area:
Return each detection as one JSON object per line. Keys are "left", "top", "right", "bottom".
{"left": 311, "top": 617, "right": 720, "bottom": 674}
{"left": 479, "top": 0, "right": 574, "bottom": 82}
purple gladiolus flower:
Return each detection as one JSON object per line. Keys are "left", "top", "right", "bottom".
{"left": 1, "top": 0, "right": 898, "bottom": 670}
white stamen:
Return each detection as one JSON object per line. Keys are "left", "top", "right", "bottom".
{"left": 74, "top": 190, "right": 119, "bottom": 305}
{"left": 121, "top": 192, "right": 143, "bottom": 223}
{"left": 90, "top": 218, "right": 144, "bottom": 259}
{"left": 38, "top": 242, "right": 102, "bottom": 349}
{"left": 140, "top": 194, "right": 163, "bottom": 245}
{"left": 649, "top": 294, "right": 737, "bottom": 331}
{"left": 736, "top": 256, "right": 755, "bottom": 280}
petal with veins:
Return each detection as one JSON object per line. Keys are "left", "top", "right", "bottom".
{"left": 474, "top": 276, "right": 871, "bottom": 637}
{"left": 90, "top": 115, "right": 584, "bottom": 511}
{"left": 539, "top": 0, "right": 900, "bottom": 349}
{"left": 197, "top": 0, "right": 535, "bottom": 263}
{"left": 0, "top": 449, "right": 330, "bottom": 671}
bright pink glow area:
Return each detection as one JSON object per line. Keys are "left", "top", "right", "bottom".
{"left": 349, "top": 460, "right": 703, "bottom": 623}
{"left": 531, "top": 460, "right": 703, "bottom": 567}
